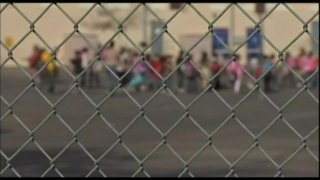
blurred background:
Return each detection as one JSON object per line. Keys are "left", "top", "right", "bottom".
{"left": 1, "top": 3, "right": 319, "bottom": 66}
{"left": 0, "top": 3, "right": 319, "bottom": 177}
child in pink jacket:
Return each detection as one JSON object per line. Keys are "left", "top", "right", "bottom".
{"left": 301, "top": 51, "right": 318, "bottom": 87}
{"left": 227, "top": 54, "right": 243, "bottom": 94}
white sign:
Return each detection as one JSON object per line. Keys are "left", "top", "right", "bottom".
{"left": 234, "top": 36, "right": 245, "bottom": 46}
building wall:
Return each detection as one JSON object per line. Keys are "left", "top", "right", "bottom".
{"left": 1, "top": 3, "right": 319, "bottom": 67}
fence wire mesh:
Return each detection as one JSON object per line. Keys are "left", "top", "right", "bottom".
{"left": 0, "top": 2, "right": 319, "bottom": 177}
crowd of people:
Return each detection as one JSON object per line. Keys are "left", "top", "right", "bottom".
{"left": 27, "top": 41, "right": 319, "bottom": 95}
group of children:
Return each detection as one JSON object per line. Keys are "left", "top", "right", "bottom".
{"left": 253, "top": 49, "right": 319, "bottom": 93}
{"left": 221, "top": 49, "right": 319, "bottom": 94}
{"left": 28, "top": 41, "right": 319, "bottom": 95}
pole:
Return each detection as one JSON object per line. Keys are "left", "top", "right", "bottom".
{"left": 143, "top": 4, "right": 148, "bottom": 45}
{"left": 255, "top": 3, "right": 265, "bottom": 59}
{"left": 258, "top": 12, "right": 265, "bottom": 99}
{"left": 259, "top": 13, "right": 263, "bottom": 60}
{"left": 230, "top": 4, "right": 235, "bottom": 50}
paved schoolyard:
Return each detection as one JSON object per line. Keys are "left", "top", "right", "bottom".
{"left": 0, "top": 67, "right": 319, "bottom": 177}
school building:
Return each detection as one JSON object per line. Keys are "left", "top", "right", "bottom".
{"left": 1, "top": 3, "right": 319, "bottom": 67}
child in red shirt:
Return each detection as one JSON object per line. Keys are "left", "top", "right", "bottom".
{"left": 210, "top": 57, "right": 222, "bottom": 90}
{"left": 151, "top": 55, "right": 164, "bottom": 90}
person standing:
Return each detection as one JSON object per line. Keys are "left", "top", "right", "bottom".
{"left": 163, "top": 55, "right": 174, "bottom": 90}
{"left": 210, "top": 54, "right": 222, "bottom": 90}
{"left": 70, "top": 50, "right": 82, "bottom": 77}
{"left": 279, "top": 52, "right": 298, "bottom": 88}
{"left": 262, "top": 54, "right": 274, "bottom": 93}
{"left": 268, "top": 54, "right": 279, "bottom": 90}
{"left": 296, "top": 48, "right": 308, "bottom": 87}
{"left": 311, "top": 56, "right": 319, "bottom": 88}
{"left": 184, "top": 54, "right": 200, "bottom": 93}
{"left": 227, "top": 54, "right": 243, "bottom": 94}
{"left": 128, "top": 52, "right": 145, "bottom": 92}
{"left": 115, "top": 47, "right": 129, "bottom": 79}
{"left": 70, "top": 50, "right": 82, "bottom": 94}
{"left": 151, "top": 55, "right": 164, "bottom": 90}
{"left": 80, "top": 47, "right": 90, "bottom": 88}
{"left": 246, "top": 57, "right": 259, "bottom": 90}
{"left": 301, "top": 51, "right": 318, "bottom": 88}
{"left": 41, "top": 50, "right": 58, "bottom": 94}
{"left": 175, "top": 50, "right": 186, "bottom": 93}
{"left": 121, "top": 48, "right": 133, "bottom": 87}
{"left": 89, "top": 58, "right": 103, "bottom": 89}
{"left": 28, "top": 45, "right": 42, "bottom": 84}
{"left": 101, "top": 41, "right": 118, "bottom": 91}
{"left": 199, "top": 52, "right": 211, "bottom": 90}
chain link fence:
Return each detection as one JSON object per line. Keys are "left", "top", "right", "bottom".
{"left": 0, "top": 2, "right": 319, "bottom": 177}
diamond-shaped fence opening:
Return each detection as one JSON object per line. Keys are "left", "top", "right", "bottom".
{"left": 7, "top": 87, "right": 52, "bottom": 131}
{"left": 233, "top": 147, "right": 279, "bottom": 177}
{"left": 258, "top": 117, "right": 303, "bottom": 165}
{"left": 142, "top": 144, "right": 185, "bottom": 177}
{"left": 187, "top": 145, "right": 231, "bottom": 177}
{"left": 98, "top": 91, "right": 140, "bottom": 131}
{"left": 0, "top": 2, "right": 319, "bottom": 177}
{"left": 188, "top": 89, "right": 231, "bottom": 133}
{"left": 1, "top": 115, "right": 30, "bottom": 157}
{"left": 281, "top": 92, "right": 319, "bottom": 136}
{"left": 96, "top": 143, "right": 141, "bottom": 177}
{"left": 165, "top": 116, "right": 209, "bottom": 161}
{"left": 8, "top": 142, "right": 51, "bottom": 177}
{"left": 121, "top": 115, "right": 163, "bottom": 160}
{"left": 280, "top": 148, "right": 319, "bottom": 177}
{"left": 52, "top": 142, "right": 96, "bottom": 177}
{"left": 32, "top": 114, "right": 75, "bottom": 157}
{"left": 76, "top": 115, "right": 119, "bottom": 159}
{"left": 144, "top": 91, "right": 186, "bottom": 132}
{"left": 234, "top": 89, "right": 279, "bottom": 135}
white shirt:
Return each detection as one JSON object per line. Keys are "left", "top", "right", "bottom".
{"left": 81, "top": 52, "right": 90, "bottom": 69}
{"left": 92, "top": 61, "right": 103, "bottom": 73}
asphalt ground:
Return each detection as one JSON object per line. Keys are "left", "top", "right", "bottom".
{"left": 0, "top": 67, "right": 319, "bottom": 177}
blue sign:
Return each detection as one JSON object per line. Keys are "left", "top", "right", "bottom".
{"left": 213, "top": 28, "right": 229, "bottom": 50}
{"left": 247, "top": 28, "right": 262, "bottom": 50}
